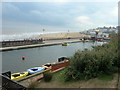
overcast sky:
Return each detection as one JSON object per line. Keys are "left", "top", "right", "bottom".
{"left": 2, "top": 1, "right": 118, "bottom": 35}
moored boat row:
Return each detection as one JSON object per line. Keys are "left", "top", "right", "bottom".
{"left": 11, "top": 63, "right": 52, "bottom": 80}
{"left": 2, "top": 57, "right": 69, "bottom": 81}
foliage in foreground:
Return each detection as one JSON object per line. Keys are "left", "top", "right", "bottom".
{"left": 64, "top": 36, "right": 119, "bottom": 81}
{"left": 43, "top": 72, "right": 53, "bottom": 82}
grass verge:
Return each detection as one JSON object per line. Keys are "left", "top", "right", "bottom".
{"left": 98, "top": 74, "right": 113, "bottom": 81}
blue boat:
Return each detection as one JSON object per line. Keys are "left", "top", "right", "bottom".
{"left": 27, "top": 67, "right": 45, "bottom": 74}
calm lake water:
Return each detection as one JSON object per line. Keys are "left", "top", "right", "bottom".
{"left": 2, "top": 41, "right": 104, "bottom": 73}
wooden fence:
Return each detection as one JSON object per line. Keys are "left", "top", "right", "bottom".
{"left": 51, "top": 60, "right": 69, "bottom": 71}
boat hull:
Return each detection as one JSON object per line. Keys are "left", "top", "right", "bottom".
{"left": 11, "top": 72, "right": 28, "bottom": 80}
{"left": 27, "top": 67, "right": 45, "bottom": 75}
{"left": 62, "top": 43, "right": 68, "bottom": 46}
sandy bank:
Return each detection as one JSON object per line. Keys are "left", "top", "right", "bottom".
{"left": 38, "top": 32, "right": 90, "bottom": 40}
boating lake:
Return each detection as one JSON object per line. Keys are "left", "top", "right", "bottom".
{"left": 2, "top": 41, "right": 104, "bottom": 73}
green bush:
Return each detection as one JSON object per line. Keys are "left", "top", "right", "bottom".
{"left": 64, "top": 36, "right": 119, "bottom": 81}
{"left": 43, "top": 72, "right": 53, "bottom": 82}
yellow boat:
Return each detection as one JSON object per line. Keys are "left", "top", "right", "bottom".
{"left": 11, "top": 71, "right": 28, "bottom": 80}
{"left": 41, "top": 63, "right": 52, "bottom": 69}
{"left": 62, "top": 42, "right": 68, "bottom": 46}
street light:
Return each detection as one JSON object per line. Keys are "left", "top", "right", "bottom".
{"left": 43, "top": 29, "right": 45, "bottom": 33}
{"left": 42, "top": 29, "right": 45, "bottom": 41}
{"left": 94, "top": 30, "right": 100, "bottom": 46}
{"left": 95, "top": 30, "right": 100, "bottom": 40}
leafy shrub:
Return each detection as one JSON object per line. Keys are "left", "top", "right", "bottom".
{"left": 43, "top": 72, "right": 53, "bottom": 82}
{"left": 64, "top": 36, "right": 119, "bottom": 81}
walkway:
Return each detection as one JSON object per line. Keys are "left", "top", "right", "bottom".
{"left": 0, "top": 39, "right": 81, "bottom": 51}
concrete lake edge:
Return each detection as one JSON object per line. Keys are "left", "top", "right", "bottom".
{"left": 0, "top": 39, "right": 82, "bottom": 51}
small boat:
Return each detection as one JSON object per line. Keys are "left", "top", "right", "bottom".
{"left": 11, "top": 71, "right": 28, "bottom": 80}
{"left": 62, "top": 42, "right": 68, "bottom": 46}
{"left": 41, "top": 63, "right": 52, "bottom": 69}
{"left": 58, "top": 57, "right": 68, "bottom": 62}
{"left": 97, "top": 39, "right": 103, "bottom": 42}
{"left": 27, "top": 67, "right": 45, "bottom": 75}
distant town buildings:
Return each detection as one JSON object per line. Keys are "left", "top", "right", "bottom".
{"left": 80, "top": 26, "right": 118, "bottom": 38}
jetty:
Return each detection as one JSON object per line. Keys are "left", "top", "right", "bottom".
{"left": 0, "top": 32, "right": 91, "bottom": 51}
{"left": 0, "top": 39, "right": 83, "bottom": 51}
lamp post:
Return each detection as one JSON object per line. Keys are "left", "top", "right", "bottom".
{"left": 94, "top": 30, "right": 100, "bottom": 46}
{"left": 42, "top": 29, "right": 45, "bottom": 41}
{"left": 43, "top": 29, "right": 45, "bottom": 33}
{"left": 67, "top": 30, "right": 69, "bottom": 39}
